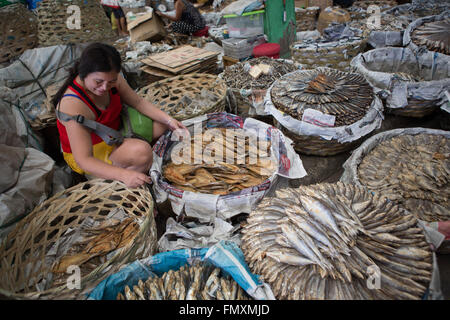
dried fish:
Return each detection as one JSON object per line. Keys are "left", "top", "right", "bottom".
{"left": 358, "top": 133, "right": 450, "bottom": 222}
{"left": 271, "top": 68, "right": 374, "bottom": 127}
{"left": 241, "top": 182, "right": 433, "bottom": 300}
{"left": 411, "top": 18, "right": 450, "bottom": 55}
{"left": 163, "top": 128, "right": 276, "bottom": 195}
{"left": 223, "top": 57, "right": 298, "bottom": 90}
{"left": 117, "top": 262, "right": 250, "bottom": 300}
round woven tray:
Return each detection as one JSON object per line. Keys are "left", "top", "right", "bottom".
{"left": 273, "top": 118, "right": 363, "bottom": 156}
{"left": 0, "top": 179, "right": 157, "bottom": 299}
{"left": 0, "top": 4, "right": 38, "bottom": 63}
{"left": 137, "top": 73, "right": 227, "bottom": 121}
{"left": 291, "top": 38, "right": 367, "bottom": 72}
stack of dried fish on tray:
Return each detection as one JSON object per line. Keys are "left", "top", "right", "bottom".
{"left": 350, "top": 47, "right": 450, "bottom": 117}
{"left": 290, "top": 35, "right": 367, "bottom": 72}
{"left": 266, "top": 67, "right": 381, "bottom": 156}
{"left": 271, "top": 68, "right": 373, "bottom": 126}
{"left": 163, "top": 128, "right": 276, "bottom": 195}
{"left": 117, "top": 262, "right": 251, "bottom": 300}
{"left": 241, "top": 182, "right": 434, "bottom": 299}
{"left": 137, "top": 73, "right": 227, "bottom": 121}
{"left": 410, "top": 17, "right": 450, "bottom": 55}
{"left": 0, "top": 179, "right": 157, "bottom": 299}
{"left": 342, "top": 129, "right": 450, "bottom": 223}
{"left": 404, "top": 13, "right": 450, "bottom": 56}
{"left": 348, "top": 0, "right": 398, "bottom": 20}
{"left": 221, "top": 57, "right": 298, "bottom": 118}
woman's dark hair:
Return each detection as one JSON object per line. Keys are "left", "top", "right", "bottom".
{"left": 52, "top": 42, "right": 122, "bottom": 108}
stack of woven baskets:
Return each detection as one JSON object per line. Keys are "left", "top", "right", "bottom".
{"left": 295, "top": 6, "right": 320, "bottom": 32}
{"left": 137, "top": 73, "right": 228, "bottom": 121}
{"left": 36, "top": 0, "right": 116, "bottom": 47}
{"left": 291, "top": 36, "right": 367, "bottom": 72}
{"left": 0, "top": 3, "right": 38, "bottom": 63}
{"left": 0, "top": 179, "right": 157, "bottom": 299}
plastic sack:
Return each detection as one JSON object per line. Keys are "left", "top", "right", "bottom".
{"left": 87, "top": 240, "right": 275, "bottom": 300}
{"left": 150, "top": 112, "right": 306, "bottom": 222}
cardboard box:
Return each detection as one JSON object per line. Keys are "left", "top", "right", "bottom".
{"left": 127, "top": 11, "right": 167, "bottom": 43}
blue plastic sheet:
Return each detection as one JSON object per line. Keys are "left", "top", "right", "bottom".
{"left": 87, "top": 241, "right": 274, "bottom": 300}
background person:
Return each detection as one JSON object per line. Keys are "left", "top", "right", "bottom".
{"left": 156, "top": 0, "right": 206, "bottom": 35}
{"left": 101, "top": 0, "right": 129, "bottom": 36}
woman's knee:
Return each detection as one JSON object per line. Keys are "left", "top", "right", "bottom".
{"left": 110, "top": 138, "right": 153, "bottom": 170}
{"left": 130, "top": 139, "right": 153, "bottom": 164}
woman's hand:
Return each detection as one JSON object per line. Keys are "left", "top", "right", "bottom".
{"left": 166, "top": 117, "right": 187, "bottom": 131}
{"left": 120, "top": 169, "right": 151, "bottom": 188}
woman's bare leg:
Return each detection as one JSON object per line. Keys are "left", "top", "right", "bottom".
{"left": 109, "top": 138, "right": 153, "bottom": 172}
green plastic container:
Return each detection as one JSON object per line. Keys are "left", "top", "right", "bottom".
{"left": 263, "top": 0, "right": 296, "bottom": 58}
{"left": 224, "top": 10, "right": 265, "bottom": 38}
{"left": 121, "top": 106, "right": 153, "bottom": 143}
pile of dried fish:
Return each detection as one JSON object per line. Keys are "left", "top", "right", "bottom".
{"left": 163, "top": 128, "right": 276, "bottom": 195}
{"left": 358, "top": 133, "right": 450, "bottom": 222}
{"left": 117, "top": 262, "right": 250, "bottom": 300}
{"left": 270, "top": 68, "right": 374, "bottom": 126}
{"left": 51, "top": 217, "right": 139, "bottom": 283}
{"left": 223, "top": 57, "right": 298, "bottom": 90}
{"left": 411, "top": 18, "right": 450, "bottom": 55}
{"left": 241, "top": 182, "right": 433, "bottom": 300}
{"left": 391, "top": 72, "right": 424, "bottom": 83}
{"left": 348, "top": 13, "right": 415, "bottom": 32}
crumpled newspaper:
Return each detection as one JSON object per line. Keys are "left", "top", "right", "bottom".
{"left": 158, "top": 217, "right": 241, "bottom": 252}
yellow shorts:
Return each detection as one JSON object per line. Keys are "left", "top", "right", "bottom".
{"left": 63, "top": 141, "right": 115, "bottom": 175}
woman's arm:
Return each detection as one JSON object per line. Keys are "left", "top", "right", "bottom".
{"left": 156, "top": 0, "right": 183, "bottom": 21}
{"left": 117, "top": 74, "right": 186, "bottom": 131}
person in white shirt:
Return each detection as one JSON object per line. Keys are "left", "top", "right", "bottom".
{"left": 101, "top": 0, "right": 129, "bottom": 36}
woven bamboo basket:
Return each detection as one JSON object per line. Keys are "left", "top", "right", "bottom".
{"left": 137, "top": 73, "right": 227, "bottom": 121}
{"left": 291, "top": 37, "right": 367, "bottom": 72}
{"left": 295, "top": 7, "right": 320, "bottom": 32}
{"left": 36, "top": 0, "right": 116, "bottom": 47}
{"left": 273, "top": 118, "right": 364, "bottom": 156}
{"left": 0, "top": 179, "right": 157, "bottom": 300}
{"left": 341, "top": 128, "right": 450, "bottom": 223}
{"left": 387, "top": 98, "right": 440, "bottom": 118}
{"left": 440, "top": 109, "right": 450, "bottom": 131}
{"left": 0, "top": 3, "right": 38, "bottom": 63}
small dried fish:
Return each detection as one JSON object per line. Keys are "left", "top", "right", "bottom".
{"left": 241, "top": 182, "right": 433, "bottom": 300}
{"left": 358, "top": 133, "right": 450, "bottom": 222}
{"left": 117, "top": 262, "right": 250, "bottom": 300}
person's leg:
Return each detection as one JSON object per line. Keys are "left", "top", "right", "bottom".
{"left": 119, "top": 17, "right": 129, "bottom": 35}
{"left": 151, "top": 121, "right": 171, "bottom": 145}
{"left": 109, "top": 138, "right": 153, "bottom": 173}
